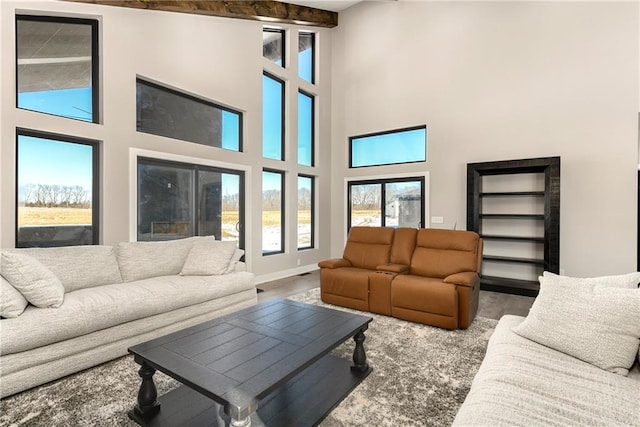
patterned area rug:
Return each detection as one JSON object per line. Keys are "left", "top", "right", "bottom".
{"left": 0, "top": 288, "right": 497, "bottom": 427}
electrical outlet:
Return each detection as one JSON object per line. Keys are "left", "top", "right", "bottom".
{"left": 297, "top": 259, "right": 301, "bottom": 266}
{"left": 431, "top": 216, "right": 444, "bottom": 224}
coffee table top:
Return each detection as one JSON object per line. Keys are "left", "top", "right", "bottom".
{"left": 128, "top": 298, "right": 372, "bottom": 420}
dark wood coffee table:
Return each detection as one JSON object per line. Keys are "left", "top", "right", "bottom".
{"left": 127, "top": 298, "right": 373, "bottom": 426}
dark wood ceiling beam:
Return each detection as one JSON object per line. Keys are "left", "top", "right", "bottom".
{"left": 62, "top": 0, "right": 338, "bottom": 28}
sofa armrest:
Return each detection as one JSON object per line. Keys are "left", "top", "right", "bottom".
{"left": 318, "top": 258, "right": 352, "bottom": 269}
{"left": 376, "top": 263, "right": 409, "bottom": 274}
{"left": 444, "top": 272, "right": 479, "bottom": 287}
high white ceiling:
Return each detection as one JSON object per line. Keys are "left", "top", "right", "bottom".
{"left": 285, "top": 0, "right": 364, "bottom": 12}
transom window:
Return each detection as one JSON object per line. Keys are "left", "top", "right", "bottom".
{"left": 136, "top": 78, "right": 242, "bottom": 151}
{"left": 16, "top": 15, "right": 99, "bottom": 123}
{"left": 350, "top": 125, "right": 426, "bottom": 168}
{"left": 263, "top": 28, "right": 285, "bottom": 67}
{"left": 298, "top": 32, "right": 315, "bottom": 83}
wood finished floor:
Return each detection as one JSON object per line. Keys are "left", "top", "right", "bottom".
{"left": 257, "top": 270, "right": 535, "bottom": 321}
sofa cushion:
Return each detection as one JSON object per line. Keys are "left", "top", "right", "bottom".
{"left": 342, "top": 227, "right": 394, "bottom": 270}
{"left": 8, "top": 245, "right": 123, "bottom": 292}
{"left": 1, "top": 252, "right": 64, "bottom": 308}
{"left": 0, "top": 276, "right": 28, "bottom": 318}
{"left": 513, "top": 275, "right": 640, "bottom": 375}
{"left": 0, "top": 272, "right": 256, "bottom": 355}
{"left": 453, "top": 315, "right": 640, "bottom": 426}
{"left": 180, "top": 238, "right": 238, "bottom": 276}
{"left": 117, "top": 237, "right": 198, "bottom": 282}
{"left": 410, "top": 229, "right": 479, "bottom": 278}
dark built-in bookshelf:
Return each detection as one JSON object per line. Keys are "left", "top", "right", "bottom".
{"left": 467, "top": 157, "right": 560, "bottom": 296}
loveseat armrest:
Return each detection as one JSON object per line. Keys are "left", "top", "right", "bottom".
{"left": 444, "top": 272, "right": 479, "bottom": 287}
{"left": 376, "top": 263, "right": 409, "bottom": 275}
{"left": 318, "top": 258, "right": 352, "bottom": 269}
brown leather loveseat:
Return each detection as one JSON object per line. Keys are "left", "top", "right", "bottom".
{"left": 318, "top": 226, "right": 482, "bottom": 329}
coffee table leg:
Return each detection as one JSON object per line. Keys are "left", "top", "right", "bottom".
{"left": 351, "top": 329, "right": 369, "bottom": 373}
{"left": 133, "top": 362, "right": 161, "bottom": 420}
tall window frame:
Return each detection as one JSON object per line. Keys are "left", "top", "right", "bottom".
{"left": 262, "top": 72, "right": 286, "bottom": 161}
{"left": 136, "top": 157, "right": 246, "bottom": 248}
{"left": 15, "top": 128, "right": 100, "bottom": 247}
{"left": 297, "top": 174, "right": 315, "bottom": 250}
{"left": 262, "top": 169, "right": 285, "bottom": 255}
{"left": 297, "top": 89, "right": 315, "bottom": 167}
{"left": 347, "top": 176, "right": 426, "bottom": 231}
{"left": 16, "top": 15, "right": 100, "bottom": 123}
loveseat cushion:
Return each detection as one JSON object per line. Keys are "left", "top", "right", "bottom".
{"left": 0, "top": 272, "right": 255, "bottom": 355}
{"left": 117, "top": 237, "right": 198, "bottom": 282}
{"left": 6, "top": 246, "right": 123, "bottom": 292}
{"left": 391, "top": 275, "right": 458, "bottom": 329}
{"left": 410, "top": 229, "right": 479, "bottom": 278}
{"left": 342, "top": 227, "right": 395, "bottom": 270}
{"left": 320, "top": 267, "right": 370, "bottom": 311}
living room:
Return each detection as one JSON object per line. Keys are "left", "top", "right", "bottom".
{"left": 1, "top": 0, "right": 639, "bottom": 425}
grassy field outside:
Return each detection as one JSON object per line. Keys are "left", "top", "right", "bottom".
{"left": 19, "top": 207, "right": 92, "bottom": 225}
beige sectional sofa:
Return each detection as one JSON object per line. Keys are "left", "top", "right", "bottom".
{"left": 0, "top": 237, "right": 257, "bottom": 398}
{"left": 454, "top": 272, "right": 640, "bottom": 426}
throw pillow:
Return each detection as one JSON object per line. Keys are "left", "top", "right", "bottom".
{"left": 224, "top": 248, "right": 245, "bottom": 274}
{"left": 513, "top": 275, "right": 640, "bottom": 375}
{"left": 1, "top": 252, "right": 65, "bottom": 308}
{"left": 1, "top": 276, "right": 29, "bottom": 318}
{"left": 180, "top": 239, "right": 238, "bottom": 276}
{"left": 542, "top": 271, "right": 640, "bottom": 289}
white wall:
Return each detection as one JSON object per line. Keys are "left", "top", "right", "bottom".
{"left": 331, "top": 1, "right": 639, "bottom": 276}
{"left": 0, "top": 0, "right": 334, "bottom": 279}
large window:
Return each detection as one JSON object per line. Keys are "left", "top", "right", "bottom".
{"left": 298, "top": 90, "right": 314, "bottom": 166}
{"left": 298, "top": 32, "right": 315, "bottom": 83}
{"left": 298, "top": 175, "right": 314, "bottom": 249}
{"left": 16, "top": 129, "right": 99, "bottom": 247}
{"left": 350, "top": 125, "right": 426, "bottom": 168}
{"left": 263, "top": 28, "right": 285, "bottom": 67}
{"left": 136, "top": 78, "right": 242, "bottom": 151}
{"left": 16, "top": 15, "right": 99, "bottom": 123}
{"left": 263, "top": 73, "right": 285, "bottom": 160}
{"left": 137, "top": 158, "right": 244, "bottom": 247}
{"left": 262, "top": 170, "right": 285, "bottom": 254}
{"left": 348, "top": 177, "right": 425, "bottom": 230}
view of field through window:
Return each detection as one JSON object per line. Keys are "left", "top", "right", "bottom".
{"left": 17, "top": 133, "right": 94, "bottom": 246}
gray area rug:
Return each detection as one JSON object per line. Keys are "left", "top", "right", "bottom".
{"left": 0, "top": 288, "right": 497, "bottom": 427}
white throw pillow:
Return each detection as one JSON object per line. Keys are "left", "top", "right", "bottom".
{"left": 542, "top": 271, "right": 640, "bottom": 289}
{"left": 180, "top": 239, "right": 238, "bottom": 276}
{"left": 1, "top": 252, "right": 64, "bottom": 308}
{"left": 513, "top": 275, "right": 640, "bottom": 375}
{"left": 224, "top": 248, "right": 245, "bottom": 274}
{"left": 0, "top": 275, "right": 29, "bottom": 318}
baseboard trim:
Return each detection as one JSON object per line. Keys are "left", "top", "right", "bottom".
{"left": 255, "top": 265, "right": 318, "bottom": 285}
